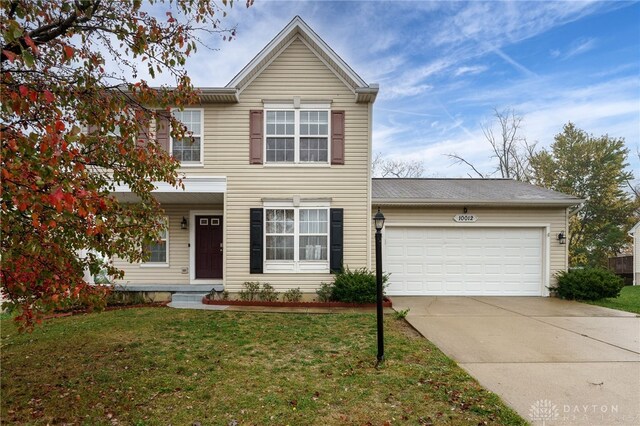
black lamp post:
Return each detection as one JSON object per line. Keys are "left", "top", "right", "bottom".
{"left": 373, "top": 207, "right": 386, "bottom": 364}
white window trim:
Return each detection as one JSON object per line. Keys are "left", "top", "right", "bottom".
{"left": 140, "top": 217, "right": 170, "bottom": 268}
{"left": 263, "top": 108, "right": 331, "bottom": 165}
{"left": 263, "top": 201, "right": 330, "bottom": 273}
{"left": 170, "top": 107, "right": 205, "bottom": 167}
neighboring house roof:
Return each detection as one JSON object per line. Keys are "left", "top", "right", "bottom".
{"left": 372, "top": 178, "right": 584, "bottom": 206}
{"left": 629, "top": 222, "right": 640, "bottom": 236}
{"left": 226, "top": 16, "right": 378, "bottom": 101}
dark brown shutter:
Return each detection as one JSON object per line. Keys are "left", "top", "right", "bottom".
{"left": 155, "top": 110, "right": 171, "bottom": 153}
{"left": 330, "top": 208, "right": 344, "bottom": 273}
{"left": 249, "top": 110, "right": 263, "bottom": 164}
{"left": 331, "top": 111, "right": 345, "bottom": 165}
{"left": 249, "top": 208, "right": 264, "bottom": 274}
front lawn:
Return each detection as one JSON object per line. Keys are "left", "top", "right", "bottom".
{"left": 1, "top": 308, "right": 524, "bottom": 425}
{"left": 586, "top": 285, "right": 640, "bottom": 314}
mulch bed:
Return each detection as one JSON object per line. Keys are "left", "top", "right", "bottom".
{"left": 202, "top": 297, "right": 392, "bottom": 308}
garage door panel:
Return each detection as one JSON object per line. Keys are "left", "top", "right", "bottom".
{"left": 385, "top": 227, "right": 543, "bottom": 296}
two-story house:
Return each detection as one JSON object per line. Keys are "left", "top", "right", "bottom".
{"left": 113, "top": 16, "right": 582, "bottom": 299}
{"left": 112, "top": 16, "right": 377, "bottom": 296}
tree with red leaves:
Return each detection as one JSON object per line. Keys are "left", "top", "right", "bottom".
{"left": 1, "top": 0, "right": 248, "bottom": 328}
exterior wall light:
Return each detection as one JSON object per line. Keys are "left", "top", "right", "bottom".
{"left": 557, "top": 231, "right": 566, "bottom": 244}
{"left": 181, "top": 217, "right": 188, "bottom": 230}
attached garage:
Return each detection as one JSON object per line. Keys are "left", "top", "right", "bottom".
{"left": 372, "top": 179, "right": 583, "bottom": 297}
{"left": 385, "top": 226, "right": 544, "bottom": 296}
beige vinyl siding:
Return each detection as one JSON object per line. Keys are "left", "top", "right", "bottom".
{"left": 114, "top": 204, "right": 222, "bottom": 285}
{"left": 117, "top": 37, "right": 371, "bottom": 291}
{"left": 371, "top": 206, "right": 569, "bottom": 289}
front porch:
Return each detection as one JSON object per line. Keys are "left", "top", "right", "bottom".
{"left": 112, "top": 176, "right": 227, "bottom": 289}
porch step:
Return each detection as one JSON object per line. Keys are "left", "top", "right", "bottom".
{"left": 171, "top": 292, "right": 209, "bottom": 303}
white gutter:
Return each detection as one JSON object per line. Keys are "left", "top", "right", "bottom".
{"left": 372, "top": 198, "right": 585, "bottom": 207}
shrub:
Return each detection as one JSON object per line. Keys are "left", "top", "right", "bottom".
{"left": 283, "top": 287, "right": 303, "bottom": 302}
{"left": 554, "top": 268, "right": 625, "bottom": 301}
{"left": 316, "top": 282, "right": 333, "bottom": 302}
{"left": 239, "top": 281, "right": 261, "bottom": 301}
{"left": 331, "top": 267, "right": 389, "bottom": 304}
{"left": 394, "top": 308, "right": 410, "bottom": 320}
{"left": 258, "top": 283, "right": 278, "bottom": 302}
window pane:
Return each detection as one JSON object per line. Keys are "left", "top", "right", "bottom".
{"left": 301, "top": 110, "right": 328, "bottom": 137}
{"left": 299, "top": 236, "right": 327, "bottom": 261}
{"left": 299, "top": 137, "right": 328, "bottom": 163}
{"left": 266, "top": 110, "right": 294, "bottom": 136}
{"left": 265, "top": 209, "right": 294, "bottom": 235}
{"left": 146, "top": 240, "right": 167, "bottom": 263}
{"left": 172, "top": 136, "right": 201, "bottom": 163}
{"left": 173, "top": 110, "right": 201, "bottom": 134}
{"left": 266, "top": 137, "right": 294, "bottom": 163}
{"left": 300, "top": 209, "right": 328, "bottom": 235}
{"left": 266, "top": 235, "right": 295, "bottom": 260}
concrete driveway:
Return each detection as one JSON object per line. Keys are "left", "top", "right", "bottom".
{"left": 392, "top": 297, "right": 640, "bottom": 426}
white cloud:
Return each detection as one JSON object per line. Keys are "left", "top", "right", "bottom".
{"left": 454, "top": 65, "right": 488, "bottom": 77}
{"left": 549, "top": 37, "right": 599, "bottom": 61}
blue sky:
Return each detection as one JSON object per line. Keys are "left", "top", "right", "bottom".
{"left": 148, "top": 1, "right": 640, "bottom": 180}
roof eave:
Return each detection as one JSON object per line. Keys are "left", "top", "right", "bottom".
{"left": 355, "top": 85, "right": 379, "bottom": 103}
{"left": 198, "top": 88, "right": 239, "bottom": 103}
{"left": 371, "top": 198, "right": 585, "bottom": 207}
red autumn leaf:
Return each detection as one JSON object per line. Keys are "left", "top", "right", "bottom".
{"left": 43, "top": 90, "right": 55, "bottom": 103}
{"left": 2, "top": 49, "right": 17, "bottom": 62}
{"left": 49, "top": 187, "right": 64, "bottom": 206}
{"left": 19, "top": 85, "right": 28, "bottom": 97}
{"left": 54, "top": 120, "right": 65, "bottom": 132}
{"left": 24, "top": 35, "right": 39, "bottom": 55}
{"left": 63, "top": 45, "right": 74, "bottom": 60}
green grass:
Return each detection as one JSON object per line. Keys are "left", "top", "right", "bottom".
{"left": 586, "top": 285, "right": 640, "bottom": 314}
{"left": 1, "top": 308, "right": 525, "bottom": 425}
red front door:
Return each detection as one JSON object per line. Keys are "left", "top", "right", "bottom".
{"left": 195, "top": 215, "right": 223, "bottom": 279}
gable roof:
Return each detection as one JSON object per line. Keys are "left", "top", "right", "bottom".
{"left": 225, "top": 16, "right": 378, "bottom": 102}
{"left": 372, "top": 178, "right": 584, "bottom": 207}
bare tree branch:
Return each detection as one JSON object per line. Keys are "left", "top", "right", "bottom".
{"left": 446, "top": 153, "right": 486, "bottom": 178}
{"left": 372, "top": 152, "right": 425, "bottom": 178}
{"left": 447, "top": 108, "right": 534, "bottom": 180}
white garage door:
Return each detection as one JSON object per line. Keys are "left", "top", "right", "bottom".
{"left": 385, "top": 227, "right": 543, "bottom": 296}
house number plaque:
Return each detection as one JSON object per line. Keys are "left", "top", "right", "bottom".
{"left": 453, "top": 214, "right": 478, "bottom": 223}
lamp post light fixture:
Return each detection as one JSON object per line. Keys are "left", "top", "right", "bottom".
{"left": 373, "top": 207, "right": 386, "bottom": 365}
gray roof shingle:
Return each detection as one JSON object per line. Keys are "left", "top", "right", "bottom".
{"left": 372, "top": 178, "right": 583, "bottom": 206}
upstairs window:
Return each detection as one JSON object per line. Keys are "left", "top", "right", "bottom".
{"left": 265, "top": 109, "right": 329, "bottom": 164}
{"left": 265, "top": 111, "right": 295, "bottom": 163}
{"left": 299, "top": 111, "right": 329, "bottom": 162}
{"left": 172, "top": 109, "right": 203, "bottom": 166}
